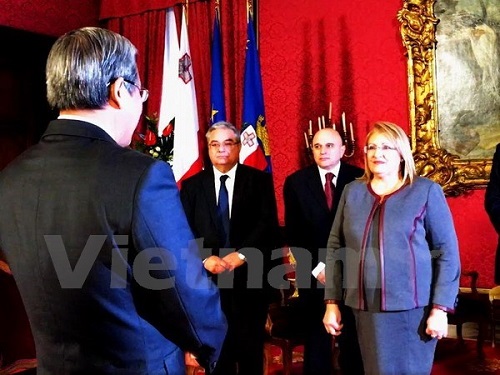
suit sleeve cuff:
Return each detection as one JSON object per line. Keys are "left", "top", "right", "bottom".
{"left": 324, "top": 299, "right": 342, "bottom": 305}
{"left": 312, "top": 262, "right": 325, "bottom": 278}
{"left": 433, "top": 303, "right": 454, "bottom": 314}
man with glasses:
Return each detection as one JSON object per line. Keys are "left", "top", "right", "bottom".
{"left": 283, "top": 128, "right": 364, "bottom": 374}
{"left": 180, "top": 121, "right": 282, "bottom": 375}
{"left": 0, "top": 27, "right": 226, "bottom": 374}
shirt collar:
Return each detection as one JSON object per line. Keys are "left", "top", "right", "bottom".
{"left": 317, "top": 162, "right": 341, "bottom": 180}
{"left": 58, "top": 114, "right": 102, "bottom": 128}
{"left": 213, "top": 164, "right": 238, "bottom": 181}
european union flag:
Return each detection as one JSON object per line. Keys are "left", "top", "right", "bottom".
{"left": 210, "top": 10, "right": 226, "bottom": 124}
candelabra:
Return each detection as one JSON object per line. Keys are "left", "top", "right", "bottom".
{"left": 304, "top": 104, "right": 356, "bottom": 159}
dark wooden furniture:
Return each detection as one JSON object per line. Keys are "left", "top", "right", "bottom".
{"left": 490, "top": 286, "right": 500, "bottom": 348}
{"left": 447, "top": 271, "right": 491, "bottom": 358}
{"left": 263, "top": 290, "right": 304, "bottom": 375}
{"left": 0, "top": 261, "right": 37, "bottom": 374}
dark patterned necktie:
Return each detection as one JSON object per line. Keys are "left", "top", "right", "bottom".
{"left": 325, "top": 172, "right": 335, "bottom": 211}
{"left": 217, "top": 175, "right": 230, "bottom": 247}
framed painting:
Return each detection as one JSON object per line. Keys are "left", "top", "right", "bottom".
{"left": 398, "top": 0, "right": 500, "bottom": 196}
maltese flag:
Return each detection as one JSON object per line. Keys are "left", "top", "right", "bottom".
{"left": 172, "top": 7, "right": 203, "bottom": 184}
{"left": 158, "top": 8, "right": 178, "bottom": 137}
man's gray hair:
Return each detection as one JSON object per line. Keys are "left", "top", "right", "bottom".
{"left": 46, "top": 27, "right": 138, "bottom": 110}
{"left": 206, "top": 121, "right": 241, "bottom": 142}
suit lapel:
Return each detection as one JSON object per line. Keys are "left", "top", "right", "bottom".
{"left": 201, "top": 170, "right": 220, "bottom": 229}
{"left": 336, "top": 163, "right": 351, "bottom": 192}
{"left": 305, "top": 165, "right": 330, "bottom": 212}
{"left": 231, "top": 164, "right": 247, "bottom": 222}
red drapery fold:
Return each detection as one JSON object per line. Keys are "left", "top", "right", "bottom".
{"left": 100, "top": 0, "right": 178, "bottom": 21}
{"left": 105, "top": 11, "right": 167, "bottom": 135}
{"left": 101, "top": 1, "right": 249, "bottom": 144}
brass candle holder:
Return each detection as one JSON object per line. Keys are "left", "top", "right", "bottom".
{"left": 304, "top": 104, "right": 356, "bottom": 160}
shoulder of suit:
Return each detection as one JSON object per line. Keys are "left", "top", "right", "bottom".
{"left": 285, "top": 164, "right": 317, "bottom": 181}
{"left": 340, "top": 162, "right": 364, "bottom": 174}
{"left": 237, "top": 163, "right": 269, "bottom": 177}
{"left": 181, "top": 168, "right": 210, "bottom": 186}
{"left": 93, "top": 145, "right": 158, "bottom": 177}
{"left": 411, "top": 175, "right": 438, "bottom": 190}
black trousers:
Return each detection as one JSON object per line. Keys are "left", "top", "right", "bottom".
{"left": 299, "top": 288, "right": 364, "bottom": 375}
{"left": 212, "top": 289, "right": 268, "bottom": 375}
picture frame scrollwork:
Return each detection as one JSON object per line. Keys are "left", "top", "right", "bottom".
{"left": 398, "top": 0, "right": 493, "bottom": 197}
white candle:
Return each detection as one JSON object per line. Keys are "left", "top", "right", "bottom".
{"left": 350, "top": 122, "right": 354, "bottom": 141}
{"left": 322, "top": 116, "right": 326, "bottom": 128}
{"left": 328, "top": 102, "right": 332, "bottom": 122}
{"left": 342, "top": 112, "right": 347, "bottom": 134}
{"left": 318, "top": 117, "right": 321, "bottom": 131}
{"left": 332, "top": 122, "right": 336, "bottom": 131}
{"left": 309, "top": 120, "right": 312, "bottom": 135}
{"left": 304, "top": 131, "right": 309, "bottom": 148}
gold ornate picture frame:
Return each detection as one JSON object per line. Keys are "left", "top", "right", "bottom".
{"left": 398, "top": 0, "right": 499, "bottom": 196}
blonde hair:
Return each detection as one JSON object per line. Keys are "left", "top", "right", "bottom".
{"left": 361, "top": 121, "right": 416, "bottom": 184}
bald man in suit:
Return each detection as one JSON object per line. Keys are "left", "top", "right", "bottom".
{"left": 284, "top": 128, "right": 364, "bottom": 374}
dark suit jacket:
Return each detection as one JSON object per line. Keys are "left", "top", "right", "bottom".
{"left": 180, "top": 164, "right": 282, "bottom": 306}
{"left": 0, "top": 120, "right": 226, "bottom": 375}
{"left": 485, "top": 143, "right": 500, "bottom": 284}
{"left": 283, "top": 162, "right": 364, "bottom": 290}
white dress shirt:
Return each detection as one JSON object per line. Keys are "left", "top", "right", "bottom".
{"left": 213, "top": 164, "right": 237, "bottom": 218}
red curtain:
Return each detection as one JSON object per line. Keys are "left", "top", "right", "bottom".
{"left": 100, "top": 0, "right": 249, "bottom": 145}
{"left": 104, "top": 11, "right": 166, "bottom": 134}
{"left": 100, "top": 0, "right": 178, "bottom": 20}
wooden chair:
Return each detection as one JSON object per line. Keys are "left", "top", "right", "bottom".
{"left": 489, "top": 286, "right": 500, "bottom": 348}
{"left": 263, "top": 295, "right": 304, "bottom": 375}
{"left": 447, "top": 270, "right": 491, "bottom": 358}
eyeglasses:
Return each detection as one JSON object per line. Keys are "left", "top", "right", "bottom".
{"left": 364, "top": 144, "right": 397, "bottom": 153}
{"left": 209, "top": 140, "right": 240, "bottom": 149}
{"left": 123, "top": 79, "right": 149, "bottom": 102}
{"left": 312, "top": 143, "right": 336, "bottom": 151}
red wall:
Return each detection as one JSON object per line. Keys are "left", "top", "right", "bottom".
{"left": 0, "top": 0, "right": 99, "bottom": 37}
{"left": 1, "top": 0, "right": 496, "bottom": 287}
{"left": 259, "top": 0, "right": 497, "bottom": 287}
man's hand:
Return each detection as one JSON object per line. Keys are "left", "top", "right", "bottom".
{"left": 184, "top": 352, "right": 200, "bottom": 367}
{"left": 203, "top": 255, "right": 228, "bottom": 274}
{"left": 316, "top": 269, "right": 326, "bottom": 285}
{"left": 221, "top": 252, "right": 245, "bottom": 271}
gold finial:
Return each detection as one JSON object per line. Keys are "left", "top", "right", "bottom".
{"left": 247, "top": 0, "right": 253, "bottom": 22}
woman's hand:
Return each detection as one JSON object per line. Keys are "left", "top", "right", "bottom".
{"left": 323, "top": 303, "right": 343, "bottom": 336}
{"left": 426, "top": 308, "right": 448, "bottom": 339}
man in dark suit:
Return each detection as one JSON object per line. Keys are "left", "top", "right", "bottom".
{"left": 284, "top": 128, "right": 364, "bottom": 374}
{"left": 181, "top": 121, "right": 282, "bottom": 375}
{"left": 0, "top": 27, "right": 226, "bottom": 375}
{"left": 485, "top": 143, "right": 500, "bottom": 284}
